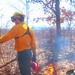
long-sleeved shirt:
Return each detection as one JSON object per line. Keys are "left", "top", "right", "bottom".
{"left": 0, "top": 22, "right": 36, "bottom": 55}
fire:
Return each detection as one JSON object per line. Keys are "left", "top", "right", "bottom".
{"left": 44, "top": 64, "right": 54, "bottom": 75}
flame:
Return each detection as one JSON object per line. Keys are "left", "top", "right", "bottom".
{"left": 44, "top": 64, "right": 54, "bottom": 75}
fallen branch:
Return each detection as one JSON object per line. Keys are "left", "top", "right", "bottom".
{"left": 0, "top": 58, "right": 17, "bottom": 68}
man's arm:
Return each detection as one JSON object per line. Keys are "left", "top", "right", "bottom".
{"left": 0, "top": 26, "right": 18, "bottom": 43}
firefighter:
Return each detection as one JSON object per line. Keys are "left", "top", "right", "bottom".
{"left": 0, "top": 12, "right": 36, "bottom": 75}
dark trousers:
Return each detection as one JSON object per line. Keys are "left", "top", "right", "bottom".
{"left": 18, "top": 49, "right": 32, "bottom": 75}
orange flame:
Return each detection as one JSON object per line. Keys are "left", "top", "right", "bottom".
{"left": 44, "top": 64, "right": 54, "bottom": 75}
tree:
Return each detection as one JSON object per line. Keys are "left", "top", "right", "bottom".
{"left": 32, "top": 0, "right": 75, "bottom": 33}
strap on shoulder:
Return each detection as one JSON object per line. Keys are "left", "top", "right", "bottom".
{"left": 15, "top": 26, "right": 32, "bottom": 39}
{"left": 22, "top": 26, "right": 32, "bottom": 38}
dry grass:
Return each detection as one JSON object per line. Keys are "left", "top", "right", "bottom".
{"left": 0, "top": 29, "right": 75, "bottom": 75}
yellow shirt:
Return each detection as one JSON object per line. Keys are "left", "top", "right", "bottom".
{"left": 0, "top": 22, "right": 36, "bottom": 53}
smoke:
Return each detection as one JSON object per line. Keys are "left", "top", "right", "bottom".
{"left": 52, "top": 35, "right": 70, "bottom": 62}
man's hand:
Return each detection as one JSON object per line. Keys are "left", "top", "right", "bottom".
{"left": 32, "top": 56, "right": 36, "bottom": 62}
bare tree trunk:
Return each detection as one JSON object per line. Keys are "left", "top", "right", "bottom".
{"left": 55, "top": 0, "right": 61, "bottom": 52}
{"left": 55, "top": 0, "right": 61, "bottom": 36}
{"left": 26, "top": 0, "right": 30, "bottom": 25}
{"left": 52, "top": 0, "right": 61, "bottom": 61}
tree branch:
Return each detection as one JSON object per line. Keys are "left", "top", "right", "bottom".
{"left": 0, "top": 58, "right": 17, "bottom": 68}
{"left": 41, "top": 0, "right": 56, "bottom": 14}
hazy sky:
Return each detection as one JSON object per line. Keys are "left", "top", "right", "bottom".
{"left": 0, "top": 0, "right": 74, "bottom": 29}
{"left": 0, "top": 0, "right": 49, "bottom": 29}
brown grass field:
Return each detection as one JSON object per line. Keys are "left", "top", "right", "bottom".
{"left": 0, "top": 28, "right": 75, "bottom": 75}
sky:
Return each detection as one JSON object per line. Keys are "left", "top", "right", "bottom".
{"left": 0, "top": 0, "right": 74, "bottom": 29}
{"left": 0, "top": 0, "right": 49, "bottom": 29}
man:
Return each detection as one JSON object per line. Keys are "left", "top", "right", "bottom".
{"left": 0, "top": 12, "right": 36, "bottom": 75}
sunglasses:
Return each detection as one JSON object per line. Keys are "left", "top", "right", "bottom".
{"left": 11, "top": 15, "right": 20, "bottom": 22}
{"left": 11, "top": 17, "right": 19, "bottom": 22}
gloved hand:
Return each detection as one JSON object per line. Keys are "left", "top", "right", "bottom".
{"left": 32, "top": 56, "right": 36, "bottom": 62}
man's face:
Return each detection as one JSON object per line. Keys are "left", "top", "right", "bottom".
{"left": 14, "top": 18, "right": 21, "bottom": 24}
{"left": 11, "top": 15, "right": 22, "bottom": 24}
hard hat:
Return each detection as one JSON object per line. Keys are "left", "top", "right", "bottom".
{"left": 12, "top": 11, "right": 26, "bottom": 18}
{"left": 30, "top": 61, "right": 40, "bottom": 72}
